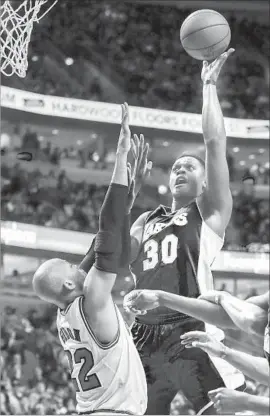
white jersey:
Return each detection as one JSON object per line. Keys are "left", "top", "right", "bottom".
{"left": 57, "top": 296, "right": 147, "bottom": 415}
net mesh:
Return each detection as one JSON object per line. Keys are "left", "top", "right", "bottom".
{"left": 0, "top": 0, "right": 57, "bottom": 78}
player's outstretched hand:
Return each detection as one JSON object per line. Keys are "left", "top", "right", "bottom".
{"left": 117, "top": 103, "right": 131, "bottom": 154}
{"left": 208, "top": 387, "right": 248, "bottom": 414}
{"left": 126, "top": 133, "right": 152, "bottom": 213}
{"left": 180, "top": 330, "right": 226, "bottom": 358}
{"left": 201, "top": 48, "right": 235, "bottom": 84}
{"left": 123, "top": 290, "right": 160, "bottom": 315}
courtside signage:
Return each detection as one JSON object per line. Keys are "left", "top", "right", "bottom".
{"left": 1, "top": 86, "right": 269, "bottom": 139}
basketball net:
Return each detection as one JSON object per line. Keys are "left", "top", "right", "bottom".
{"left": 0, "top": 0, "right": 57, "bottom": 78}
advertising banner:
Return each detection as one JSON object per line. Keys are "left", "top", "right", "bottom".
{"left": 1, "top": 86, "right": 269, "bottom": 139}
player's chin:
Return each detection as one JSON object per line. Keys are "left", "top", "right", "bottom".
{"left": 173, "top": 184, "right": 192, "bottom": 197}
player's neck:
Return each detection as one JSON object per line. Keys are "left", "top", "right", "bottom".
{"left": 171, "top": 197, "right": 192, "bottom": 212}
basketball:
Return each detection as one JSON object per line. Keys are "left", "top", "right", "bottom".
{"left": 180, "top": 9, "right": 231, "bottom": 61}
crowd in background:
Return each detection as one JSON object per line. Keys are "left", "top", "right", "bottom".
{"left": 3, "top": 2, "right": 269, "bottom": 119}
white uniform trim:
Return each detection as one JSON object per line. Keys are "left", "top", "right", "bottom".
{"left": 197, "top": 220, "right": 246, "bottom": 390}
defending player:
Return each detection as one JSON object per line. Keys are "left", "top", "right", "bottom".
{"left": 32, "top": 103, "right": 147, "bottom": 416}
{"left": 125, "top": 48, "right": 244, "bottom": 415}
{"left": 124, "top": 289, "right": 270, "bottom": 414}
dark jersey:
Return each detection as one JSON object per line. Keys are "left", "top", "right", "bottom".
{"left": 131, "top": 201, "right": 224, "bottom": 320}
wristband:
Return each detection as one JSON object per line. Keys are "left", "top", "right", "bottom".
{"left": 204, "top": 80, "right": 216, "bottom": 85}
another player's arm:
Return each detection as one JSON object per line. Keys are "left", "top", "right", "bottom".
{"left": 83, "top": 104, "right": 130, "bottom": 324}
{"left": 220, "top": 291, "right": 269, "bottom": 337}
{"left": 245, "top": 395, "right": 270, "bottom": 414}
{"left": 181, "top": 330, "right": 269, "bottom": 385}
{"left": 197, "top": 49, "right": 235, "bottom": 237}
{"left": 125, "top": 290, "right": 236, "bottom": 328}
{"left": 200, "top": 291, "right": 269, "bottom": 338}
{"left": 157, "top": 291, "right": 236, "bottom": 328}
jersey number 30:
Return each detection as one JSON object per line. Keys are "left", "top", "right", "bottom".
{"left": 66, "top": 347, "right": 101, "bottom": 392}
{"left": 143, "top": 234, "right": 178, "bottom": 271}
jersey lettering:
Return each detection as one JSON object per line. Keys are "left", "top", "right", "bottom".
{"left": 143, "top": 234, "right": 178, "bottom": 271}
{"left": 66, "top": 347, "right": 101, "bottom": 392}
{"left": 143, "top": 213, "right": 188, "bottom": 242}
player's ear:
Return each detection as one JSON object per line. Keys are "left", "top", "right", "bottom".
{"left": 63, "top": 280, "right": 75, "bottom": 292}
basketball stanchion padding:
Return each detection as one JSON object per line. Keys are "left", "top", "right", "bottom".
{"left": 0, "top": 0, "right": 58, "bottom": 78}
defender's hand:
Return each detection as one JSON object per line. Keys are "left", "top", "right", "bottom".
{"left": 127, "top": 134, "right": 152, "bottom": 213}
{"left": 180, "top": 331, "right": 226, "bottom": 358}
{"left": 117, "top": 103, "right": 131, "bottom": 154}
{"left": 201, "top": 48, "right": 235, "bottom": 84}
{"left": 123, "top": 290, "right": 160, "bottom": 315}
{"left": 208, "top": 388, "right": 248, "bottom": 414}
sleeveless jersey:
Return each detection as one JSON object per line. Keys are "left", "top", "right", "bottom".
{"left": 131, "top": 202, "right": 223, "bottom": 319}
{"left": 57, "top": 296, "right": 147, "bottom": 415}
{"left": 264, "top": 307, "right": 270, "bottom": 365}
{"left": 131, "top": 201, "right": 246, "bottom": 390}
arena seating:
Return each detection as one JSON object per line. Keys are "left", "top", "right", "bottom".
{"left": 2, "top": 2, "right": 269, "bottom": 119}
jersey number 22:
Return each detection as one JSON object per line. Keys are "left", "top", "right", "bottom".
{"left": 66, "top": 347, "right": 101, "bottom": 392}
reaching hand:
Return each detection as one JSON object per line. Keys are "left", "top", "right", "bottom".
{"left": 180, "top": 330, "right": 226, "bottom": 358}
{"left": 126, "top": 133, "right": 152, "bottom": 213}
{"left": 208, "top": 388, "right": 248, "bottom": 414}
{"left": 123, "top": 289, "right": 160, "bottom": 315}
{"left": 201, "top": 48, "right": 235, "bottom": 84}
{"left": 117, "top": 102, "right": 131, "bottom": 154}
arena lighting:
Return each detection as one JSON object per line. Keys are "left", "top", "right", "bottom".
{"left": 239, "top": 161, "right": 246, "bottom": 166}
{"left": 31, "top": 55, "right": 39, "bottom": 62}
{"left": 158, "top": 185, "right": 168, "bottom": 195}
{"left": 162, "top": 141, "right": 170, "bottom": 147}
{"left": 258, "top": 148, "right": 265, "bottom": 154}
{"left": 232, "top": 147, "right": 240, "bottom": 152}
{"left": 120, "top": 291, "right": 126, "bottom": 297}
{"left": 52, "top": 129, "right": 59, "bottom": 135}
{"left": 76, "top": 140, "right": 83, "bottom": 145}
{"left": 249, "top": 154, "right": 255, "bottom": 160}
{"left": 125, "top": 276, "right": 131, "bottom": 282}
{"left": 65, "top": 57, "right": 74, "bottom": 66}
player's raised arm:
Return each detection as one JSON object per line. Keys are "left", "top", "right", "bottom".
{"left": 197, "top": 48, "right": 235, "bottom": 237}
{"left": 83, "top": 103, "right": 130, "bottom": 313}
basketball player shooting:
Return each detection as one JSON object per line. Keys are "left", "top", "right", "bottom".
{"left": 32, "top": 103, "right": 148, "bottom": 416}
{"left": 124, "top": 49, "right": 244, "bottom": 415}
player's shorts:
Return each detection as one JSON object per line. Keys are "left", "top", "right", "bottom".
{"left": 132, "top": 313, "right": 226, "bottom": 415}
